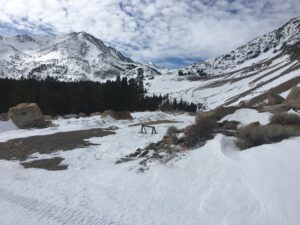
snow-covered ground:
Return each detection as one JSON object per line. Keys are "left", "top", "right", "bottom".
{"left": 220, "top": 108, "right": 272, "bottom": 126}
{"left": 0, "top": 111, "right": 300, "bottom": 225}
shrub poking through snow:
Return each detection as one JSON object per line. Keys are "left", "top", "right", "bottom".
{"left": 270, "top": 112, "right": 300, "bottom": 125}
{"left": 166, "top": 126, "right": 179, "bottom": 135}
{"left": 222, "top": 120, "right": 240, "bottom": 130}
{"left": 236, "top": 124, "right": 300, "bottom": 149}
{"left": 184, "top": 116, "right": 218, "bottom": 148}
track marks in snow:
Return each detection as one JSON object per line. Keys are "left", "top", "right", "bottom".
{"left": 71, "top": 182, "right": 204, "bottom": 225}
{"left": 0, "top": 187, "right": 123, "bottom": 225}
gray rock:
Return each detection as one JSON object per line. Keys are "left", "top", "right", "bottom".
{"left": 8, "top": 103, "right": 46, "bottom": 129}
{"left": 267, "top": 93, "right": 285, "bottom": 105}
{"left": 63, "top": 114, "right": 79, "bottom": 119}
{"left": 79, "top": 112, "right": 87, "bottom": 118}
{"left": 90, "top": 112, "right": 101, "bottom": 117}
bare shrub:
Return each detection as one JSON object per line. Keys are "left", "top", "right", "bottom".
{"left": 222, "top": 120, "right": 240, "bottom": 130}
{"left": 236, "top": 124, "right": 300, "bottom": 150}
{"left": 270, "top": 112, "right": 300, "bottom": 125}
{"left": 211, "top": 106, "right": 238, "bottom": 120}
{"left": 166, "top": 126, "right": 179, "bottom": 135}
{"left": 184, "top": 116, "right": 218, "bottom": 148}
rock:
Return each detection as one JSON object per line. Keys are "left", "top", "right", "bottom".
{"left": 259, "top": 104, "right": 291, "bottom": 113}
{"left": 8, "top": 103, "right": 46, "bottom": 129}
{"left": 284, "top": 86, "right": 300, "bottom": 109}
{"left": 267, "top": 93, "right": 285, "bottom": 105}
{"left": 0, "top": 113, "right": 8, "bottom": 121}
{"left": 197, "top": 106, "right": 237, "bottom": 121}
{"left": 44, "top": 115, "right": 53, "bottom": 121}
{"left": 79, "top": 112, "right": 87, "bottom": 118}
{"left": 63, "top": 114, "right": 79, "bottom": 119}
{"left": 101, "top": 110, "right": 133, "bottom": 120}
{"left": 90, "top": 112, "right": 101, "bottom": 117}
{"left": 104, "top": 126, "right": 119, "bottom": 130}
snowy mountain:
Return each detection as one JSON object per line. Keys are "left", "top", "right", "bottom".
{"left": 147, "top": 16, "right": 300, "bottom": 109}
{"left": 179, "top": 17, "right": 300, "bottom": 76}
{"left": 0, "top": 32, "right": 161, "bottom": 81}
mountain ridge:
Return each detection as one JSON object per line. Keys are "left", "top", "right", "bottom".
{"left": 147, "top": 16, "right": 300, "bottom": 109}
{"left": 179, "top": 16, "right": 300, "bottom": 76}
{"left": 0, "top": 32, "right": 160, "bottom": 81}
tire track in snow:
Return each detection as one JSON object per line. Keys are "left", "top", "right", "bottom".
{"left": 0, "top": 187, "right": 123, "bottom": 225}
{"left": 76, "top": 182, "right": 205, "bottom": 225}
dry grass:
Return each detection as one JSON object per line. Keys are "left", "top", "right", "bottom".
{"left": 184, "top": 116, "right": 218, "bottom": 148}
{"left": 222, "top": 120, "right": 240, "bottom": 130}
{"left": 166, "top": 126, "right": 179, "bottom": 135}
{"left": 236, "top": 124, "right": 300, "bottom": 150}
{"left": 270, "top": 113, "right": 300, "bottom": 125}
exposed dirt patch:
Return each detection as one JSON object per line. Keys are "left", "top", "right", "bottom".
{"left": 21, "top": 157, "right": 68, "bottom": 171}
{"left": 129, "top": 120, "right": 180, "bottom": 127}
{"left": 0, "top": 128, "right": 115, "bottom": 161}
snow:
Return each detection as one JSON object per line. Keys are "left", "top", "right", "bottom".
{"left": 147, "top": 53, "right": 299, "bottom": 110}
{"left": 0, "top": 120, "right": 18, "bottom": 133}
{"left": 220, "top": 108, "right": 272, "bottom": 126}
{"left": 0, "top": 111, "right": 300, "bottom": 225}
{"left": 280, "top": 89, "right": 291, "bottom": 98}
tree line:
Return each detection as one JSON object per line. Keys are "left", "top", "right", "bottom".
{"left": 0, "top": 76, "right": 200, "bottom": 116}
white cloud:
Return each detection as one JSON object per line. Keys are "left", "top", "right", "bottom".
{"left": 0, "top": 0, "right": 299, "bottom": 67}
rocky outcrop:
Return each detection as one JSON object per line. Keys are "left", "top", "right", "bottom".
{"left": 8, "top": 103, "right": 46, "bottom": 129}
{"left": 284, "top": 86, "right": 300, "bottom": 109}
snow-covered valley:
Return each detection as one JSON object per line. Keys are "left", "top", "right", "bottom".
{"left": 0, "top": 111, "right": 300, "bottom": 225}
{"left": 0, "top": 13, "right": 300, "bottom": 225}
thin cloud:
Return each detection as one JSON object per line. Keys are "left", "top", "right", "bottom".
{"left": 0, "top": 0, "right": 299, "bottom": 68}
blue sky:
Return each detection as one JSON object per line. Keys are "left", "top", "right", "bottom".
{"left": 0, "top": 0, "right": 299, "bottom": 68}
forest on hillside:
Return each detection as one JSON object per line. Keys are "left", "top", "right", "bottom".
{"left": 0, "top": 77, "right": 200, "bottom": 116}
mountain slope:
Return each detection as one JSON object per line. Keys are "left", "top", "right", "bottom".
{"left": 147, "top": 17, "right": 300, "bottom": 109}
{"left": 0, "top": 32, "right": 161, "bottom": 81}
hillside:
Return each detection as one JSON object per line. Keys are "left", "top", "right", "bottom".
{"left": 147, "top": 17, "right": 300, "bottom": 109}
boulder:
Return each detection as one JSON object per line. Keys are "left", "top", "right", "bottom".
{"left": 284, "top": 86, "right": 300, "bottom": 109}
{"left": 0, "top": 113, "right": 8, "bottom": 121}
{"left": 79, "top": 112, "right": 87, "bottom": 118}
{"left": 259, "top": 104, "right": 291, "bottom": 113}
{"left": 8, "top": 103, "right": 46, "bottom": 129}
{"left": 267, "top": 93, "right": 285, "bottom": 105}
{"left": 90, "top": 112, "right": 101, "bottom": 117}
{"left": 63, "top": 114, "right": 79, "bottom": 119}
{"left": 197, "top": 106, "right": 237, "bottom": 121}
{"left": 101, "top": 110, "right": 133, "bottom": 120}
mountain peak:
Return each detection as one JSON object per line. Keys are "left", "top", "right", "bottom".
{"left": 0, "top": 31, "right": 161, "bottom": 81}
